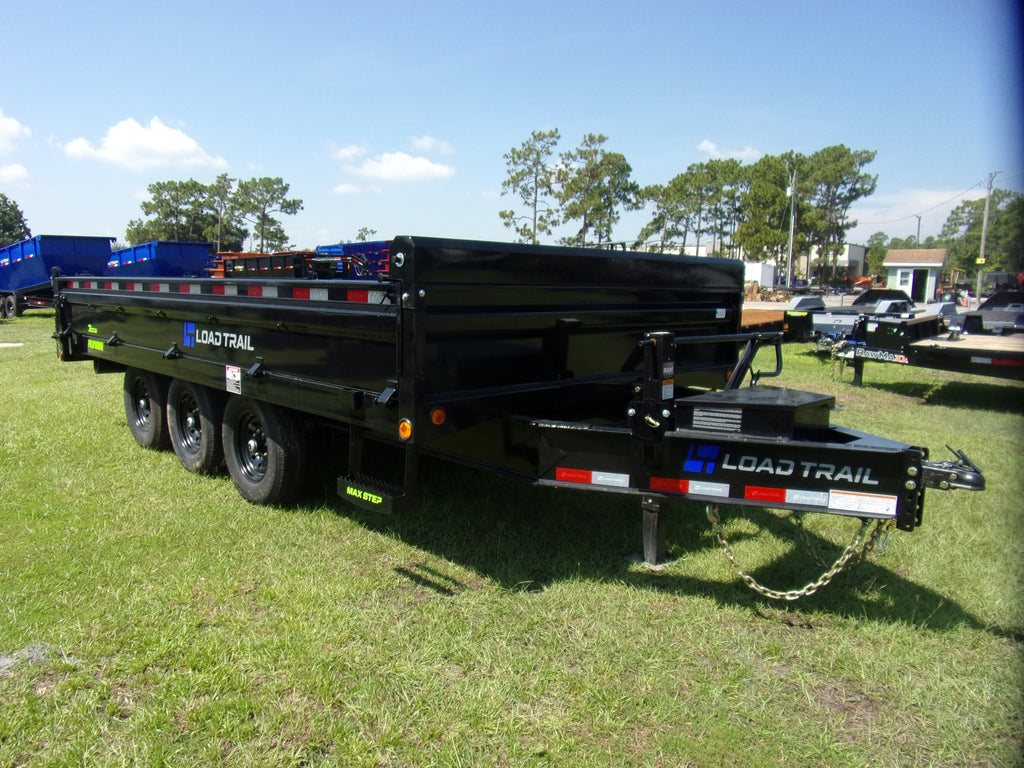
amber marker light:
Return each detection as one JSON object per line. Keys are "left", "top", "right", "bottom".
{"left": 430, "top": 407, "right": 447, "bottom": 426}
{"left": 398, "top": 419, "right": 413, "bottom": 441}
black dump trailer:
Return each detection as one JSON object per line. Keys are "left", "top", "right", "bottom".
{"left": 52, "top": 236, "right": 984, "bottom": 574}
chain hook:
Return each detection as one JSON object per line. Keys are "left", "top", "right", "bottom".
{"left": 705, "top": 504, "right": 887, "bottom": 601}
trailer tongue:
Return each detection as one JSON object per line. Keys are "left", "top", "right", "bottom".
{"left": 52, "top": 236, "right": 984, "bottom": 597}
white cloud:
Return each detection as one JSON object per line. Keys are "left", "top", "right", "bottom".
{"left": 0, "top": 163, "right": 28, "bottom": 183}
{"left": 331, "top": 143, "right": 368, "bottom": 161}
{"left": 331, "top": 182, "right": 364, "bottom": 195}
{"left": 0, "top": 108, "right": 31, "bottom": 154}
{"left": 410, "top": 135, "right": 454, "bottom": 155}
{"left": 346, "top": 151, "right": 454, "bottom": 181}
{"left": 62, "top": 117, "right": 227, "bottom": 171}
{"left": 698, "top": 139, "right": 761, "bottom": 163}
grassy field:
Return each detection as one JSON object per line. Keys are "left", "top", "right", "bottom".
{"left": 1, "top": 311, "right": 1022, "bottom": 767}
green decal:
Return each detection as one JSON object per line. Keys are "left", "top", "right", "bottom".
{"left": 87, "top": 324, "right": 98, "bottom": 333}
{"left": 87, "top": 339, "right": 105, "bottom": 352}
{"left": 346, "top": 485, "right": 383, "bottom": 505}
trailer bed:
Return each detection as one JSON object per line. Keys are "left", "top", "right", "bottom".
{"left": 847, "top": 313, "right": 1024, "bottom": 383}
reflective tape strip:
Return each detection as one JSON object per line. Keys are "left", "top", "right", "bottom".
{"left": 688, "top": 480, "right": 730, "bottom": 498}
{"left": 246, "top": 285, "right": 279, "bottom": 298}
{"left": 970, "top": 355, "right": 1023, "bottom": 367}
{"left": 556, "top": 468, "right": 630, "bottom": 488}
{"left": 650, "top": 477, "right": 687, "bottom": 493}
{"left": 347, "top": 289, "right": 387, "bottom": 304}
{"left": 650, "top": 477, "right": 730, "bottom": 498}
{"left": 744, "top": 485, "right": 829, "bottom": 507}
{"left": 292, "top": 286, "right": 329, "bottom": 301}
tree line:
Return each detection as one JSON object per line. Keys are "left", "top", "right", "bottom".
{"left": 864, "top": 189, "right": 1023, "bottom": 279}
{"left": 2, "top": 145, "right": 1020, "bottom": 278}
{"left": 124, "top": 174, "right": 303, "bottom": 253}
{"left": 499, "top": 130, "right": 1022, "bottom": 282}
{"left": 0, "top": 176, "right": 304, "bottom": 253}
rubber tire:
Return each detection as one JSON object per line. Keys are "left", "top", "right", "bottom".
{"left": 1, "top": 295, "right": 15, "bottom": 319}
{"left": 222, "top": 397, "right": 306, "bottom": 505}
{"left": 167, "top": 379, "right": 225, "bottom": 474}
{"left": 123, "top": 368, "right": 171, "bottom": 450}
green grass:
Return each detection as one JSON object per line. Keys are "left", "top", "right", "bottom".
{"left": 1, "top": 312, "right": 1022, "bottom": 767}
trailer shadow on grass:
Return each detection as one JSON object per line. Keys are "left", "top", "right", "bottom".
{"left": 863, "top": 379, "right": 1024, "bottom": 414}
{"left": 332, "top": 455, "right": 1020, "bottom": 643}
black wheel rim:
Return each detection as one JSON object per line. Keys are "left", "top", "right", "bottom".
{"left": 176, "top": 391, "right": 202, "bottom": 454}
{"left": 236, "top": 413, "right": 268, "bottom": 483}
{"left": 130, "top": 378, "right": 153, "bottom": 431}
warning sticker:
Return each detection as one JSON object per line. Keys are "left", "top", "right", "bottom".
{"left": 226, "top": 365, "right": 242, "bottom": 395}
{"left": 829, "top": 489, "right": 897, "bottom": 517}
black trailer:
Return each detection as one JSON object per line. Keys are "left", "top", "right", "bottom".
{"left": 843, "top": 312, "right": 1024, "bottom": 386}
{"left": 52, "top": 236, "right": 984, "bottom": 583}
{"left": 800, "top": 289, "right": 958, "bottom": 341}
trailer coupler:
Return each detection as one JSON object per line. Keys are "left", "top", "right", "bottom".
{"left": 920, "top": 446, "right": 985, "bottom": 491}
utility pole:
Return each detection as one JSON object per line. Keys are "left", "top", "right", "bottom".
{"left": 976, "top": 170, "right": 1002, "bottom": 304}
{"left": 786, "top": 168, "right": 796, "bottom": 288}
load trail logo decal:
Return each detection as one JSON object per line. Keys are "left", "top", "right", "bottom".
{"left": 183, "top": 322, "right": 255, "bottom": 351}
{"left": 685, "top": 443, "right": 880, "bottom": 486}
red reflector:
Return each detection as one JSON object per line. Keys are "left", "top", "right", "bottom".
{"left": 248, "top": 286, "right": 263, "bottom": 297}
{"left": 293, "top": 287, "right": 310, "bottom": 300}
{"left": 556, "top": 467, "right": 592, "bottom": 484}
{"left": 103, "top": 282, "right": 113, "bottom": 290}
{"left": 744, "top": 486, "right": 787, "bottom": 503}
{"left": 347, "top": 289, "right": 369, "bottom": 303}
{"left": 212, "top": 284, "right": 225, "bottom": 295}
{"left": 651, "top": 477, "right": 688, "bottom": 493}
{"left": 993, "top": 358, "right": 1023, "bottom": 367}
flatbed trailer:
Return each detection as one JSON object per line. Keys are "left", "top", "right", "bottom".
{"left": 844, "top": 313, "right": 1024, "bottom": 385}
{"left": 52, "top": 236, "right": 984, "bottom": 583}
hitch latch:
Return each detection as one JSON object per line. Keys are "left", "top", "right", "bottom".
{"left": 921, "top": 446, "right": 985, "bottom": 491}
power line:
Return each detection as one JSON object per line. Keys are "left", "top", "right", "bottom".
{"left": 856, "top": 179, "right": 984, "bottom": 226}
{"left": 857, "top": 170, "right": 1024, "bottom": 227}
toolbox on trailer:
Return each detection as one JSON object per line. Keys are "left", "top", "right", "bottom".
{"left": 51, "top": 236, "right": 985, "bottom": 586}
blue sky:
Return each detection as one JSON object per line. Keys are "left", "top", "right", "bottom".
{"left": 2, "top": 0, "right": 1021, "bottom": 250}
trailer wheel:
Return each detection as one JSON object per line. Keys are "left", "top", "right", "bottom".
{"left": 1, "top": 295, "right": 15, "bottom": 319}
{"left": 123, "top": 368, "right": 171, "bottom": 450}
{"left": 167, "top": 379, "right": 225, "bottom": 474}
{"left": 222, "top": 397, "right": 306, "bottom": 505}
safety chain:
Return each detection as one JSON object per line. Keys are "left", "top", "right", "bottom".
{"left": 829, "top": 340, "right": 847, "bottom": 380}
{"left": 706, "top": 504, "right": 892, "bottom": 601}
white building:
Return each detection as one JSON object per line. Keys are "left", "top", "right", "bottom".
{"left": 883, "top": 249, "right": 947, "bottom": 302}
